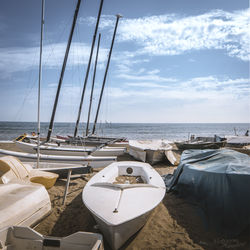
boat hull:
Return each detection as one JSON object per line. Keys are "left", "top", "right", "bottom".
{"left": 82, "top": 161, "right": 165, "bottom": 249}
{"left": 175, "top": 141, "right": 225, "bottom": 150}
{"left": 129, "top": 146, "right": 165, "bottom": 165}
{"left": 0, "top": 148, "right": 116, "bottom": 168}
{"left": 128, "top": 140, "right": 172, "bottom": 165}
{"left": 15, "top": 141, "right": 125, "bottom": 157}
{"left": 93, "top": 211, "right": 151, "bottom": 249}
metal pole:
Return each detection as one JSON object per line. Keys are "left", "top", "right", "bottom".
{"left": 37, "top": 0, "right": 45, "bottom": 168}
{"left": 62, "top": 169, "right": 72, "bottom": 205}
{"left": 46, "top": 0, "right": 82, "bottom": 142}
{"left": 92, "top": 14, "right": 122, "bottom": 135}
{"left": 85, "top": 33, "right": 101, "bottom": 136}
{"left": 73, "top": 0, "right": 104, "bottom": 138}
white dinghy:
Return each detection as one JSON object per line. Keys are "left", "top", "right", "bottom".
{"left": 129, "top": 140, "right": 172, "bottom": 165}
{"left": 82, "top": 161, "right": 166, "bottom": 249}
{"left": 0, "top": 181, "right": 51, "bottom": 230}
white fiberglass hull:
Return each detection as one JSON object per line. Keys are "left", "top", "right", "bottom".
{"left": 0, "top": 148, "right": 116, "bottom": 168}
{"left": 129, "top": 140, "right": 172, "bottom": 165}
{"left": 93, "top": 211, "right": 150, "bottom": 250}
{"left": 0, "top": 226, "right": 104, "bottom": 250}
{"left": 0, "top": 182, "right": 51, "bottom": 230}
{"left": 15, "top": 141, "right": 125, "bottom": 157}
{"left": 129, "top": 146, "right": 166, "bottom": 165}
{"left": 82, "top": 161, "right": 166, "bottom": 249}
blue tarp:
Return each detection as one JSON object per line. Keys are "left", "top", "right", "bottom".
{"left": 163, "top": 149, "right": 250, "bottom": 236}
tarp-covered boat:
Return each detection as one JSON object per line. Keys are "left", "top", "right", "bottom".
{"left": 163, "top": 149, "right": 250, "bottom": 236}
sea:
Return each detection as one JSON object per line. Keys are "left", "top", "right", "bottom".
{"left": 0, "top": 122, "right": 249, "bottom": 141}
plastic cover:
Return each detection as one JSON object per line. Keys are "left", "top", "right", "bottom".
{"left": 163, "top": 149, "right": 250, "bottom": 236}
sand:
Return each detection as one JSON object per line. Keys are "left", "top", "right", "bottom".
{"left": 1, "top": 142, "right": 250, "bottom": 249}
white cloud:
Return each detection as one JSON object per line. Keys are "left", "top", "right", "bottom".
{"left": 0, "top": 42, "right": 110, "bottom": 75}
{"left": 79, "top": 15, "right": 116, "bottom": 29}
{"left": 118, "top": 72, "right": 177, "bottom": 83}
{"left": 99, "top": 9, "right": 250, "bottom": 61}
{"left": 107, "top": 76, "right": 250, "bottom": 102}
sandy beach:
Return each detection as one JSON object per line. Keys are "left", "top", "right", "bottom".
{"left": 1, "top": 142, "right": 250, "bottom": 249}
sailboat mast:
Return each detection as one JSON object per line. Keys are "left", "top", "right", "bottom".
{"left": 37, "top": 0, "right": 45, "bottom": 167}
{"left": 92, "top": 14, "right": 122, "bottom": 135}
{"left": 85, "top": 33, "right": 101, "bottom": 136}
{"left": 46, "top": 0, "right": 82, "bottom": 142}
{"left": 73, "top": 0, "right": 104, "bottom": 138}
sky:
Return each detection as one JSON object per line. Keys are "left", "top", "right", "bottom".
{"left": 0, "top": 0, "right": 249, "bottom": 123}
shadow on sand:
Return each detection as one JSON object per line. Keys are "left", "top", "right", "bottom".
{"left": 163, "top": 192, "right": 250, "bottom": 250}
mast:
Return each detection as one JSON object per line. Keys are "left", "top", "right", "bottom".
{"left": 92, "top": 14, "right": 122, "bottom": 135}
{"left": 73, "top": 0, "right": 104, "bottom": 138}
{"left": 85, "top": 33, "right": 101, "bottom": 136}
{"left": 46, "top": 0, "right": 82, "bottom": 142}
{"left": 37, "top": 0, "right": 45, "bottom": 167}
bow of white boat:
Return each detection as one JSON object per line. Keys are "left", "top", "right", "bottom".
{"left": 82, "top": 161, "right": 165, "bottom": 226}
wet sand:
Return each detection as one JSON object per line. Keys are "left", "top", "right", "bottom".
{"left": 1, "top": 142, "right": 250, "bottom": 249}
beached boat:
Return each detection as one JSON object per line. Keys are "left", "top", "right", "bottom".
{"left": 0, "top": 181, "right": 51, "bottom": 230}
{"left": 164, "top": 149, "right": 250, "bottom": 236}
{"left": 0, "top": 226, "right": 104, "bottom": 250}
{"left": 175, "top": 136, "right": 226, "bottom": 150}
{"left": 129, "top": 140, "right": 172, "bottom": 165}
{"left": 82, "top": 161, "right": 166, "bottom": 249}
{"left": 0, "top": 155, "right": 58, "bottom": 189}
{"left": 15, "top": 140, "right": 126, "bottom": 157}
{"left": 0, "top": 148, "right": 116, "bottom": 168}
{"left": 175, "top": 141, "right": 226, "bottom": 150}
{"left": 226, "top": 135, "right": 250, "bottom": 147}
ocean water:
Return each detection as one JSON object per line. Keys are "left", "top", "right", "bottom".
{"left": 0, "top": 122, "right": 249, "bottom": 141}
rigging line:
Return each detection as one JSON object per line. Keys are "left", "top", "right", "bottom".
{"left": 46, "top": 0, "right": 82, "bottom": 142}
{"left": 86, "top": 33, "right": 101, "bottom": 136}
{"left": 42, "top": 14, "right": 73, "bottom": 71}
{"left": 14, "top": 4, "right": 73, "bottom": 122}
{"left": 74, "top": 25, "right": 84, "bottom": 85}
{"left": 92, "top": 14, "right": 122, "bottom": 135}
{"left": 14, "top": 49, "right": 40, "bottom": 121}
{"left": 73, "top": 0, "right": 104, "bottom": 138}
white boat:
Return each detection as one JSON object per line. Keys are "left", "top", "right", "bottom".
{"left": 15, "top": 141, "right": 126, "bottom": 157}
{"left": 0, "top": 148, "right": 116, "bottom": 168}
{"left": 129, "top": 140, "right": 172, "bottom": 165}
{"left": 82, "top": 161, "right": 166, "bottom": 249}
{"left": 226, "top": 135, "right": 250, "bottom": 147}
{"left": 0, "top": 181, "right": 51, "bottom": 230}
{"left": 0, "top": 155, "right": 58, "bottom": 189}
{"left": 0, "top": 226, "right": 104, "bottom": 250}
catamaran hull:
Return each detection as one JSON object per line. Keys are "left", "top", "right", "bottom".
{"left": 15, "top": 141, "right": 125, "bottom": 157}
{"left": 0, "top": 149, "right": 116, "bottom": 168}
